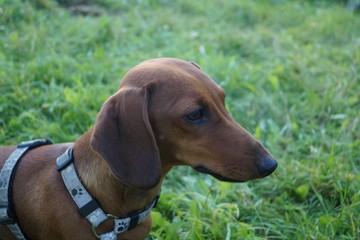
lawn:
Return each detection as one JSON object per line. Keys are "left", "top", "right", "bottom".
{"left": 0, "top": 0, "right": 359, "bottom": 239}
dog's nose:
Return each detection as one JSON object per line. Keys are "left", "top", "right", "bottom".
{"left": 256, "top": 156, "right": 277, "bottom": 177}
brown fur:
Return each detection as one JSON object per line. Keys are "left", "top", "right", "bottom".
{"left": 0, "top": 58, "right": 277, "bottom": 240}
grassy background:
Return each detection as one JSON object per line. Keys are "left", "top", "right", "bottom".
{"left": 1, "top": 0, "right": 359, "bottom": 239}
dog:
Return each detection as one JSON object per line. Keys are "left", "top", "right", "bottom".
{"left": 0, "top": 58, "right": 277, "bottom": 240}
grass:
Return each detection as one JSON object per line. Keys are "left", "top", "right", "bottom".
{"left": 1, "top": 0, "right": 359, "bottom": 239}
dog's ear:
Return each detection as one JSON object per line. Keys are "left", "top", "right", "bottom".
{"left": 90, "top": 87, "right": 161, "bottom": 189}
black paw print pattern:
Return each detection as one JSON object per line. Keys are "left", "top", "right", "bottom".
{"left": 71, "top": 188, "right": 84, "bottom": 197}
{"left": 117, "top": 220, "right": 129, "bottom": 233}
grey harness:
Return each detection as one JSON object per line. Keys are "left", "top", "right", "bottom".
{"left": 0, "top": 139, "right": 53, "bottom": 240}
{"left": 0, "top": 140, "right": 160, "bottom": 240}
{"left": 56, "top": 147, "right": 160, "bottom": 240}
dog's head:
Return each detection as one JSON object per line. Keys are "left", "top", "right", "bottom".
{"left": 90, "top": 58, "right": 277, "bottom": 189}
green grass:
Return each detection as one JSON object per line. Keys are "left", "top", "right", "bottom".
{"left": 1, "top": 0, "right": 359, "bottom": 239}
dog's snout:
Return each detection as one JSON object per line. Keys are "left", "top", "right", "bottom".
{"left": 256, "top": 156, "right": 277, "bottom": 177}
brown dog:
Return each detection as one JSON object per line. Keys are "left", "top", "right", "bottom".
{"left": 0, "top": 58, "right": 277, "bottom": 240}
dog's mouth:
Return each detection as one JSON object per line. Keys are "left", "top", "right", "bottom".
{"left": 194, "top": 166, "right": 242, "bottom": 183}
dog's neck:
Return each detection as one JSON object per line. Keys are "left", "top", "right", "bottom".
{"left": 72, "top": 129, "right": 168, "bottom": 217}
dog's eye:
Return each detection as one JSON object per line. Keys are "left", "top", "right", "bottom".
{"left": 186, "top": 108, "right": 207, "bottom": 124}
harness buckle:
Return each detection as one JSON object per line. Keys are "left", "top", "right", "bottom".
{"left": 91, "top": 214, "right": 130, "bottom": 240}
{"left": 56, "top": 148, "right": 74, "bottom": 171}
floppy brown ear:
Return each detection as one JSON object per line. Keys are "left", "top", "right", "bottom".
{"left": 90, "top": 87, "right": 161, "bottom": 189}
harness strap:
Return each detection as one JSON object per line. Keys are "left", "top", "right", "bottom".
{"left": 0, "top": 139, "right": 53, "bottom": 240}
{"left": 56, "top": 148, "right": 108, "bottom": 228}
{"left": 56, "top": 147, "right": 160, "bottom": 240}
